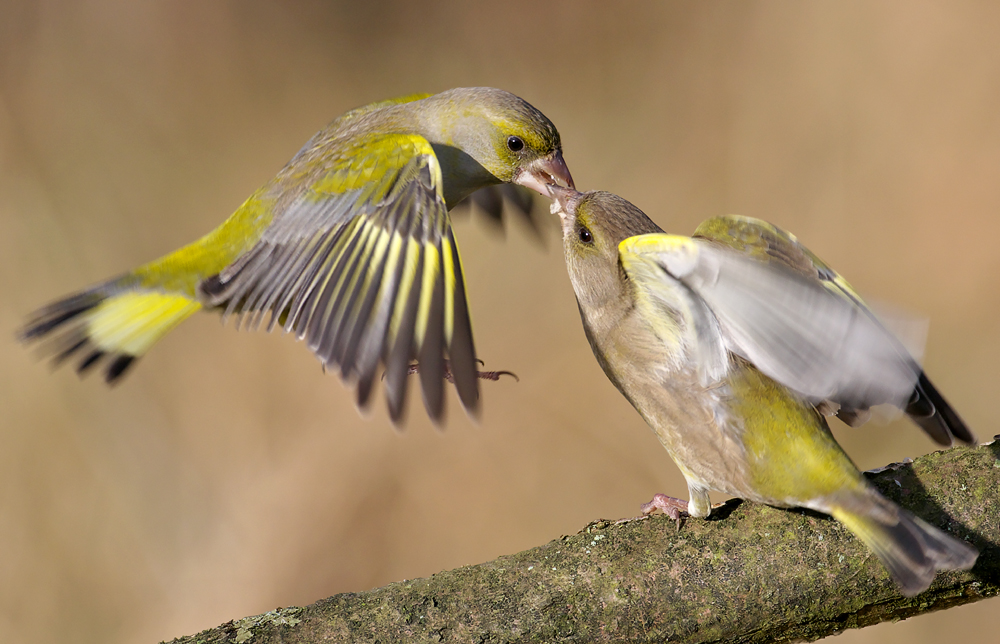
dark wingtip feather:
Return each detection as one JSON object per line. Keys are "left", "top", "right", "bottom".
{"left": 385, "top": 358, "right": 407, "bottom": 425}
{"left": 905, "top": 390, "right": 936, "bottom": 418}
{"left": 501, "top": 184, "right": 534, "bottom": 216}
{"left": 446, "top": 235, "right": 480, "bottom": 416}
{"left": 384, "top": 253, "right": 424, "bottom": 425}
{"left": 498, "top": 184, "right": 545, "bottom": 244}
{"left": 337, "top": 239, "right": 392, "bottom": 378}
{"left": 469, "top": 186, "right": 505, "bottom": 225}
{"left": 52, "top": 336, "right": 89, "bottom": 366}
{"left": 356, "top": 371, "right": 376, "bottom": 411}
{"left": 908, "top": 414, "right": 953, "bottom": 447}
{"left": 908, "top": 372, "right": 976, "bottom": 446}
{"left": 199, "top": 273, "right": 226, "bottom": 300}
{"left": 453, "top": 185, "right": 545, "bottom": 243}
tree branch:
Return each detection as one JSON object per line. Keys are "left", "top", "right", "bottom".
{"left": 166, "top": 441, "right": 1000, "bottom": 644}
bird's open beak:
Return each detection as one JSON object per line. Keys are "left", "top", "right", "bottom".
{"left": 514, "top": 150, "right": 575, "bottom": 197}
{"left": 545, "top": 184, "right": 583, "bottom": 221}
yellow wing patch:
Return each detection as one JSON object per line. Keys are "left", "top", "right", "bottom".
{"left": 619, "top": 234, "right": 701, "bottom": 281}
{"left": 388, "top": 237, "right": 423, "bottom": 346}
{"left": 693, "top": 214, "right": 865, "bottom": 305}
{"left": 415, "top": 244, "right": 440, "bottom": 349}
{"left": 620, "top": 233, "right": 696, "bottom": 254}
{"left": 310, "top": 133, "right": 443, "bottom": 202}
{"left": 441, "top": 238, "right": 458, "bottom": 344}
{"left": 616, "top": 233, "right": 733, "bottom": 383}
{"left": 616, "top": 234, "right": 699, "bottom": 347}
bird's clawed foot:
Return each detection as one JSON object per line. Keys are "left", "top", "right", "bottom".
{"left": 640, "top": 493, "right": 689, "bottom": 531}
{"left": 403, "top": 359, "right": 519, "bottom": 383}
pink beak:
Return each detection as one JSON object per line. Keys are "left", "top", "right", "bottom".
{"left": 513, "top": 150, "right": 575, "bottom": 196}
{"left": 545, "top": 184, "right": 583, "bottom": 220}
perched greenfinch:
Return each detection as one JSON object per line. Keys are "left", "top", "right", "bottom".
{"left": 19, "top": 88, "right": 573, "bottom": 422}
{"left": 550, "top": 187, "right": 977, "bottom": 596}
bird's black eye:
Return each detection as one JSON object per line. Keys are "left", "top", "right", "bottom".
{"left": 578, "top": 226, "right": 593, "bottom": 244}
{"left": 507, "top": 135, "right": 524, "bottom": 152}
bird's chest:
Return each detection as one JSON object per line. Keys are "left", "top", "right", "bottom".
{"left": 583, "top": 302, "right": 755, "bottom": 497}
{"left": 642, "top": 371, "right": 756, "bottom": 498}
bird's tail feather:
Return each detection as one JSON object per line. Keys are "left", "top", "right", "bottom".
{"left": 832, "top": 496, "right": 977, "bottom": 597}
{"left": 19, "top": 275, "right": 201, "bottom": 383}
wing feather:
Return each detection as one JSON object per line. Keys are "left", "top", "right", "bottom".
{"left": 692, "top": 216, "right": 972, "bottom": 444}
{"left": 418, "top": 265, "right": 447, "bottom": 421}
{"left": 354, "top": 231, "right": 412, "bottom": 408}
{"left": 199, "top": 133, "right": 475, "bottom": 421}
{"left": 620, "top": 233, "right": 921, "bottom": 412}
{"left": 385, "top": 251, "right": 425, "bottom": 422}
{"left": 445, "top": 231, "right": 479, "bottom": 414}
{"left": 337, "top": 229, "right": 393, "bottom": 376}
{"left": 618, "top": 236, "right": 729, "bottom": 386}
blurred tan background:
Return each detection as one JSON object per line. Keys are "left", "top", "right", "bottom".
{"left": 2, "top": 1, "right": 998, "bottom": 642}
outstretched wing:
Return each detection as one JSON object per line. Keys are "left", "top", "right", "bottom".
{"left": 202, "top": 132, "right": 478, "bottom": 422}
{"left": 618, "top": 233, "right": 921, "bottom": 416}
{"left": 692, "top": 215, "right": 973, "bottom": 445}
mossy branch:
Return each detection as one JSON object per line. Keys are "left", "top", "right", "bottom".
{"left": 166, "top": 441, "right": 1000, "bottom": 644}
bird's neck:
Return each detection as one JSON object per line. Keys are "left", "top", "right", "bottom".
{"left": 430, "top": 143, "right": 500, "bottom": 208}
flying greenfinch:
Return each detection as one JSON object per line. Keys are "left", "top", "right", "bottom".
{"left": 549, "top": 187, "right": 977, "bottom": 597}
{"left": 19, "top": 87, "right": 573, "bottom": 422}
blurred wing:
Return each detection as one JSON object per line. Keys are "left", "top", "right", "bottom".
{"left": 694, "top": 216, "right": 828, "bottom": 277}
{"left": 452, "top": 184, "right": 543, "bottom": 239}
{"left": 617, "top": 236, "right": 729, "bottom": 386}
{"left": 692, "top": 215, "right": 974, "bottom": 444}
{"left": 201, "top": 132, "right": 478, "bottom": 422}
{"left": 619, "top": 233, "right": 921, "bottom": 411}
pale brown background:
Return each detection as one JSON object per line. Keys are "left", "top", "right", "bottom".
{"left": 1, "top": 2, "right": 998, "bottom": 643}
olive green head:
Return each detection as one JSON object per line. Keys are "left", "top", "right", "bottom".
{"left": 552, "top": 189, "right": 662, "bottom": 262}
{"left": 417, "top": 88, "right": 574, "bottom": 197}
{"left": 550, "top": 188, "right": 662, "bottom": 303}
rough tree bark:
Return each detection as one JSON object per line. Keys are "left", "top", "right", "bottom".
{"left": 166, "top": 441, "right": 1000, "bottom": 644}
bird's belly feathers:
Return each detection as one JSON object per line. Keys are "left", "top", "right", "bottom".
{"left": 583, "top": 308, "right": 759, "bottom": 500}
{"left": 632, "top": 372, "right": 763, "bottom": 502}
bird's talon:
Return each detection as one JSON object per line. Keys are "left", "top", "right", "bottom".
{"left": 400, "top": 360, "right": 517, "bottom": 384}
{"left": 477, "top": 369, "right": 519, "bottom": 382}
{"left": 640, "top": 493, "right": 689, "bottom": 531}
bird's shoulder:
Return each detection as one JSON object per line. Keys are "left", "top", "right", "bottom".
{"left": 265, "top": 128, "right": 443, "bottom": 214}
{"left": 271, "top": 94, "right": 439, "bottom": 194}
{"left": 692, "top": 214, "right": 865, "bottom": 305}
{"left": 692, "top": 216, "right": 819, "bottom": 278}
